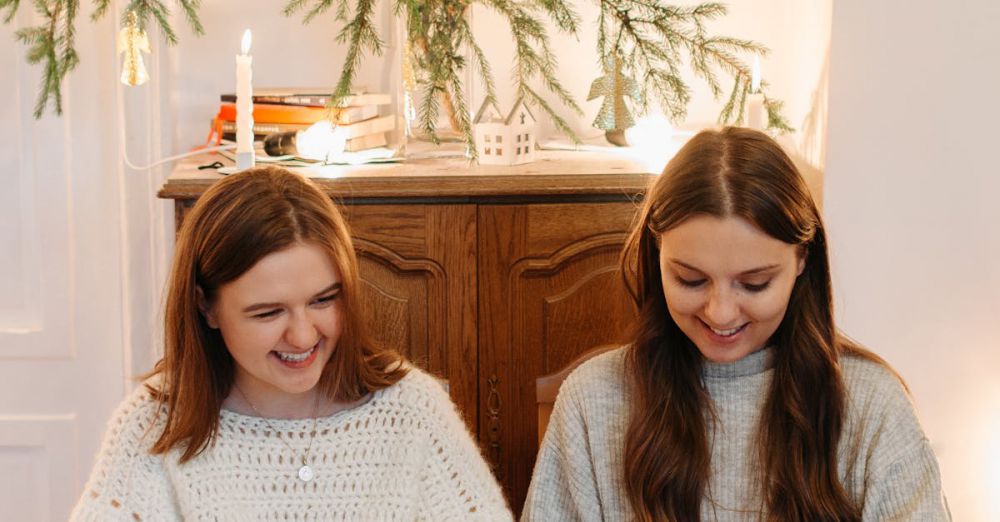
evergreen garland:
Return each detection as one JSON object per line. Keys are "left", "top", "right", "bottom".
{"left": 2, "top": 0, "right": 790, "bottom": 136}
{"left": 287, "top": 0, "right": 581, "bottom": 154}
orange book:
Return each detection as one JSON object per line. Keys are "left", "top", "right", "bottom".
{"left": 215, "top": 103, "right": 378, "bottom": 125}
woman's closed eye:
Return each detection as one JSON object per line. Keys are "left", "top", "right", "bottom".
{"left": 252, "top": 308, "right": 282, "bottom": 319}
{"left": 676, "top": 277, "right": 706, "bottom": 288}
{"left": 675, "top": 276, "right": 772, "bottom": 293}
{"left": 312, "top": 292, "right": 340, "bottom": 306}
{"left": 742, "top": 281, "right": 772, "bottom": 293}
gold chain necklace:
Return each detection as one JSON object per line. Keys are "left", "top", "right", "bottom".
{"left": 234, "top": 385, "right": 321, "bottom": 482}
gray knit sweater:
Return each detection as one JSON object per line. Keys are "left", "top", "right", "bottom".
{"left": 522, "top": 347, "right": 950, "bottom": 521}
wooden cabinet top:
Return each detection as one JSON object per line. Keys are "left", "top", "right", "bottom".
{"left": 158, "top": 150, "right": 657, "bottom": 202}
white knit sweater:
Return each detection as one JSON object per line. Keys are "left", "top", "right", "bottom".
{"left": 71, "top": 368, "right": 512, "bottom": 521}
{"left": 523, "top": 347, "right": 951, "bottom": 521}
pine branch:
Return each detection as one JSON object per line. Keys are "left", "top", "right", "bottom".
{"left": 717, "top": 75, "right": 744, "bottom": 125}
{"left": 288, "top": 0, "right": 584, "bottom": 147}
{"left": 3, "top": 0, "right": 201, "bottom": 118}
{"left": 302, "top": 0, "right": 380, "bottom": 109}
{"left": 530, "top": 0, "right": 579, "bottom": 34}
{"left": 522, "top": 83, "right": 576, "bottom": 140}
{"left": 178, "top": 0, "right": 204, "bottom": 36}
{"left": 60, "top": 0, "right": 79, "bottom": 74}
{"left": 486, "top": 0, "right": 580, "bottom": 140}
{"left": 0, "top": 0, "right": 18, "bottom": 23}
{"left": 446, "top": 64, "right": 475, "bottom": 156}
{"left": 302, "top": 0, "right": 336, "bottom": 24}
{"left": 91, "top": 0, "right": 109, "bottom": 21}
{"left": 14, "top": 0, "right": 74, "bottom": 117}
{"left": 597, "top": 0, "right": 790, "bottom": 133}
{"left": 283, "top": 0, "right": 310, "bottom": 17}
{"left": 763, "top": 93, "right": 792, "bottom": 132}
{"left": 458, "top": 15, "right": 497, "bottom": 109}
{"left": 418, "top": 83, "right": 443, "bottom": 140}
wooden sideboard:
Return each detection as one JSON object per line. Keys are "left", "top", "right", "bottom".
{"left": 159, "top": 150, "right": 656, "bottom": 513}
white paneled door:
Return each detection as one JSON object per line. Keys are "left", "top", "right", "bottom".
{"left": 0, "top": 7, "right": 171, "bottom": 520}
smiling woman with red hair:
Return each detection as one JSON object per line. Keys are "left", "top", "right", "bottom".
{"left": 71, "top": 166, "right": 511, "bottom": 520}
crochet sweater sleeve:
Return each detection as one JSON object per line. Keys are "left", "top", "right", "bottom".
{"left": 70, "top": 385, "right": 180, "bottom": 521}
{"left": 411, "top": 373, "right": 513, "bottom": 521}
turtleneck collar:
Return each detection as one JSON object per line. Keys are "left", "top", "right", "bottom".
{"left": 702, "top": 346, "right": 775, "bottom": 379}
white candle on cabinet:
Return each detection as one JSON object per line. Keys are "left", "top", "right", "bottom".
{"left": 747, "top": 55, "right": 767, "bottom": 131}
{"left": 236, "top": 29, "right": 255, "bottom": 170}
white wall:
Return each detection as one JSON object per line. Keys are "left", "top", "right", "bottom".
{"left": 826, "top": 1, "right": 1000, "bottom": 521}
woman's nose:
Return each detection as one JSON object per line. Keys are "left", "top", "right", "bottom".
{"left": 703, "top": 288, "right": 740, "bottom": 327}
{"left": 284, "top": 312, "right": 319, "bottom": 349}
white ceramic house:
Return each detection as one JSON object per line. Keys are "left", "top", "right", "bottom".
{"left": 473, "top": 97, "right": 537, "bottom": 165}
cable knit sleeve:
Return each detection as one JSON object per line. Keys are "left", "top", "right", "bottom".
{"left": 411, "top": 372, "right": 513, "bottom": 521}
{"left": 70, "top": 385, "right": 180, "bottom": 521}
{"left": 522, "top": 365, "right": 606, "bottom": 522}
{"left": 842, "top": 359, "right": 951, "bottom": 521}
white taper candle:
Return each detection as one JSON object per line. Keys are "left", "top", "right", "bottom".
{"left": 236, "top": 29, "right": 255, "bottom": 169}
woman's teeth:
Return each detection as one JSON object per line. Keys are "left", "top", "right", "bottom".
{"left": 275, "top": 346, "right": 315, "bottom": 362}
{"left": 710, "top": 324, "right": 745, "bottom": 336}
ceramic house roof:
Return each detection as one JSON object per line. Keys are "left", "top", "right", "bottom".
{"left": 504, "top": 96, "right": 536, "bottom": 125}
{"left": 473, "top": 99, "right": 505, "bottom": 124}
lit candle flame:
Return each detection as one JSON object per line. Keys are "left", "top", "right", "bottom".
{"left": 751, "top": 55, "right": 761, "bottom": 93}
{"left": 241, "top": 29, "right": 252, "bottom": 55}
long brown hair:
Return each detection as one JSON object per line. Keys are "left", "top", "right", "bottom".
{"left": 148, "top": 165, "right": 407, "bottom": 462}
{"left": 621, "top": 127, "right": 885, "bottom": 521}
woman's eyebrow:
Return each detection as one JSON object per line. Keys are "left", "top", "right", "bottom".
{"left": 241, "top": 282, "right": 343, "bottom": 313}
{"left": 669, "top": 259, "right": 780, "bottom": 276}
{"left": 312, "top": 282, "right": 342, "bottom": 297}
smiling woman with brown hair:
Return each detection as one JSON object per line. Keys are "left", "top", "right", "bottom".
{"left": 71, "top": 166, "right": 511, "bottom": 520}
{"left": 523, "top": 127, "right": 949, "bottom": 521}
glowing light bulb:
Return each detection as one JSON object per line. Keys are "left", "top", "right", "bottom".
{"left": 624, "top": 115, "right": 675, "bottom": 173}
{"left": 295, "top": 121, "right": 348, "bottom": 162}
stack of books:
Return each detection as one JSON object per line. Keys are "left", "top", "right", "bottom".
{"left": 212, "top": 89, "right": 394, "bottom": 153}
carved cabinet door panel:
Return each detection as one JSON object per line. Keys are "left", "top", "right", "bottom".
{"left": 478, "top": 202, "right": 639, "bottom": 512}
{"left": 341, "top": 204, "right": 478, "bottom": 427}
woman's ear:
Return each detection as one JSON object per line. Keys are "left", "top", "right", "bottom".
{"left": 196, "top": 286, "right": 219, "bottom": 329}
{"left": 796, "top": 246, "right": 808, "bottom": 277}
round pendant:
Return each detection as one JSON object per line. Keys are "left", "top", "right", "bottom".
{"left": 298, "top": 464, "right": 314, "bottom": 482}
